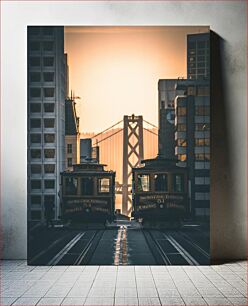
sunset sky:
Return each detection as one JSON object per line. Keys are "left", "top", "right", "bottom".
{"left": 64, "top": 26, "right": 209, "bottom": 133}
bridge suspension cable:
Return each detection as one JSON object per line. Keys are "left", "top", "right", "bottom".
{"left": 93, "top": 128, "right": 123, "bottom": 145}
{"left": 143, "top": 127, "right": 158, "bottom": 136}
{"left": 143, "top": 119, "right": 158, "bottom": 129}
{"left": 91, "top": 119, "right": 123, "bottom": 139}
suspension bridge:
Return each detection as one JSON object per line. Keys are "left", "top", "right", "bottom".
{"left": 81, "top": 114, "right": 158, "bottom": 216}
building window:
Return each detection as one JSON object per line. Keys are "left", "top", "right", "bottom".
{"left": 137, "top": 174, "right": 150, "bottom": 192}
{"left": 30, "top": 134, "right": 41, "bottom": 144}
{"left": 43, "top": 41, "right": 54, "bottom": 52}
{"left": 195, "top": 161, "right": 210, "bottom": 169}
{"left": 30, "top": 72, "right": 41, "bottom": 82}
{"left": 178, "top": 154, "right": 187, "bottom": 162}
{"left": 81, "top": 177, "right": 94, "bottom": 195}
{"left": 44, "top": 164, "right": 55, "bottom": 174}
{"left": 195, "top": 123, "right": 210, "bottom": 131}
{"left": 31, "top": 195, "right": 41, "bottom": 206}
{"left": 177, "top": 139, "right": 187, "bottom": 147}
{"left": 177, "top": 124, "right": 186, "bottom": 132}
{"left": 44, "top": 149, "right": 55, "bottom": 159}
{"left": 44, "top": 180, "right": 55, "bottom": 189}
{"left": 187, "top": 86, "right": 196, "bottom": 96}
{"left": 44, "top": 194, "right": 55, "bottom": 204}
{"left": 177, "top": 107, "right": 186, "bottom": 116}
{"left": 65, "top": 177, "right": 78, "bottom": 195}
{"left": 31, "top": 211, "right": 41, "bottom": 220}
{"left": 31, "top": 164, "right": 42, "bottom": 174}
{"left": 44, "top": 118, "right": 55, "bottom": 129}
{"left": 195, "top": 177, "right": 210, "bottom": 185}
{"left": 30, "top": 149, "right": 41, "bottom": 159}
{"left": 154, "top": 174, "right": 168, "bottom": 192}
{"left": 98, "top": 178, "right": 110, "bottom": 193}
{"left": 43, "top": 72, "right": 54, "bottom": 82}
{"left": 31, "top": 180, "right": 41, "bottom": 189}
{"left": 67, "top": 144, "right": 72, "bottom": 154}
{"left": 30, "top": 88, "right": 41, "bottom": 98}
{"left": 44, "top": 134, "right": 55, "bottom": 143}
{"left": 67, "top": 158, "right": 72, "bottom": 167}
{"left": 30, "top": 103, "right": 41, "bottom": 113}
{"left": 195, "top": 106, "right": 210, "bottom": 116}
{"left": 173, "top": 174, "right": 184, "bottom": 192}
{"left": 44, "top": 88, "right": 55, "bottom": 98}
{"left": 29, "top": 57, "right": 41, "bottom": 67}
{"left": 195, "top": 138, "right": 210, "bottom": 146}
{"left": 30, "top": 119, "right": 41, "bottom": 129}
{"left": 43, "top": 57, "right": 54, "bottom": 67}
{"left": 29, "top": 41, "right": 40, "bottom": 52}
{"left": 198, "top": 86, "right": 209, "bottom": 96}
{"left": 195, "top": 153, "right": 205, "bottom": 161}
{"left": 44, "top": 103, "right": 55, "bottom": 113}
{"left": 195, "top": 153, "right": 210, "bottom": 161}
{"left": 195, "top": 192, "right": 209, "bottom": 200}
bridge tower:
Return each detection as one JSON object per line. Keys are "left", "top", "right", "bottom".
{"left": 122, "top": 114, "right": 144, "bottom": 216}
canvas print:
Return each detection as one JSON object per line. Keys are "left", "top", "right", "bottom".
{"left": 28, "top": 26, "right": 210, "bottom": 265}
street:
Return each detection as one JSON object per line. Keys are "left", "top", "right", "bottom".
{"left": 28, "top": 221, "right": 209, "bottom": 266}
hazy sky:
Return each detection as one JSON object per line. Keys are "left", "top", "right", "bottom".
{"left": 64, "top": 26, "right": 209, "bottom": 133}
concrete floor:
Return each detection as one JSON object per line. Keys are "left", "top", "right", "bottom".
{"left": 1, "top": 260, "right": 247, "bottom": 305}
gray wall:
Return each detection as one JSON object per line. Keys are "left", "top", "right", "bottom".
{"left": 1, "top": 1, "right": 246, "bottom": 260}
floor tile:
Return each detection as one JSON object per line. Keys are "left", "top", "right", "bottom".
{"left": 203, "top": 297, "right": 233, "bottom": 305}
{"left": 12, "top": 297, "right": 41, "bottom": 305}
{"left": 115, "top": 287, "right": 137, "bottom": 298}
{"left": 61, "top": 297, "right": 86, "bottom": 305}
{"left": 159, "top": 297, "right": 185, "bottom": 305}
{"left": 157, "top": 288, "right": 180, "bottom": 298}
{"left": 84, "top": 297, "right": 114, "bottom": 305}
{"left": 137, "top": 287, "right": 158, "bottom": 298}
{"left": 0, "top": 297, "right": 18, "bottom": 306}
{"left": 139, "top": 297, "right": 161, "bottom": 305}
{"left": 228, "top": 297, "right": 248, "bottom": 305}
{"left": 37, "top": 297, "right": 64, "bottom": 305}
{"left": 115, "top": 297, "right": 138, "bottom": 305}
{"left": 182, "top": 297, "right": 207, "bottom": 305}
{"left": 88, "top": 287, "right": 115, "bottom": 298}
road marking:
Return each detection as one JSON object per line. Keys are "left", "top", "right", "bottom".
{"left": 29, "top": 234, "right": 70, "bottom": 265}
{"left": 163, "top": 233, "right": 199, "bottom": 265}
{"left": 180, "top": 232, "right": 209, "bottom": 259}
{"left": 47, "top": 232, "right": 85, "bottom": 265}
{"left": 114, "top": 226, "right": 128, "bottom": 265}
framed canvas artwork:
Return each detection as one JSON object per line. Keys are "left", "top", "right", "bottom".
{"left": 27, "top": 26, "right": 210, "bottom": 265}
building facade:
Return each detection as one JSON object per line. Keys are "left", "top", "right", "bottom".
{"left": 158, "top": 32, "right": 210, "bottom": 219}
{"left": 158, "top": 79, "right": 183, "bottom": 159}
{"left": 187, "top": 33, "right": 210, "bottom": 80}
{"left": 27, "top": 26, "right": 66, "bottom": 222}
{"left": 175, "top": 80, "right": 210, "bottom": 218}
{"left": 65, "top": 98, "right": 80, "bottom": 170}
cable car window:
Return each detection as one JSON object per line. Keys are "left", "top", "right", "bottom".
{"left": 98, "top": 178, "right": 110, "bottom": 193}
{"left": 81, "top": 177, "right": 94, "bottom": 196}
{"left": 154, "top": 174, "right": 168, "bottom": 192}
{"left": 137, "top": 174, "right": 150, "bottom": 192}
{"left": 65, "top": 177, "right": 78, "bottom": 195}
{"left": 173, "top": 174, "right": 184, "bottom": 192}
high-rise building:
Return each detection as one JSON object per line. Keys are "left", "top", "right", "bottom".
{"left": 27, "top": 26, "right": 66, "bottom": 222}
{"left": 158, "top": 79, "right": 183, "bottom": 159}
{"left": 175, "top": 79, "right": 210, "bottom": 217}
{"left": 187, "top": 33, "right": 210, "bottom": 80}
{"left": 65, "top": 98, "right": 80, "bottom": 170}
{"left": 158, "top": 32, "right": 210, "bottom": 218}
